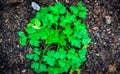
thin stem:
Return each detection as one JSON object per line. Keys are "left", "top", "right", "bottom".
{"left": 57, "top": 44, "right": 60, "bottom": 51}
{"left": 67, "top": 44, "right": 71, "bottom": 49}
{"left": 40, "top": 44, "right": 50, "bottom": 63}
{"left": 42, "top": 44, "right": 50, "bottom": 56}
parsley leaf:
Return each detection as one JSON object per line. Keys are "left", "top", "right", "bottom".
{"left": 70, "top": 6, "right": 79, "bottom": 15}
{"left": 30, "top": 37, "right": 39, "bottom": 46}
{"left": 71, "top": 39, "right": 81, "bottom": 48}
{"left": 26, "top": 53, "right": 34, "bottom": 60}
{"left": 33, "top": 48, "right": 41, "bottom": 55}
{"left": 43, "top": 50, "right": 56, "bottom": 66}
{"left": 78, "top": 48, "right": 87, "bottom": 62}
{"left": 36, "top": 63, "right": 47, "bottom": 73}
{"left": 63, "top": 25, "right": 73, "bottom": 36}
{"left": 31, "top": 62, "right": 39, "bottom": 70}
{"left": 18, "top": 31, "right": 27, "bottom": 46}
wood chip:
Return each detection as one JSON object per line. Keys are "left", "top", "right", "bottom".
{"left": 92, "top": 27, "right": 99, "bottom": 31}
{"left": 105, "top": 16, "right": 112, "bottom": 24}
{"left": 108, "top": 65, "right": 116, "bottom": 72}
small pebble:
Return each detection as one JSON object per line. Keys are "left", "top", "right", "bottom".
{"left": 96, "top": 33, "right": 100, "bottom": 38}
{"left": 31, "top": 2, "right": 40, "bottom": 11}
{"left": 92, "top": 26, "right": 99, "bottom": 31}
{"left": 22, "top": 69, "right": 26, "bottom": 73}
{"left": 17, "top": 45, "right": 19, "bottom": 48}
{"left": 105, "top": 16, "right": 112, "bottom": 24}
{"left": 0, "top": 38, "right": 2, "bottom": 43}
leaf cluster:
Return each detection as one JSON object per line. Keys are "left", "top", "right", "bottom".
{"left": 18, "top": 1, "right": 91, "bottom": 74}
{"left": 26, "top": 47, "right": 87, "bottom": 74}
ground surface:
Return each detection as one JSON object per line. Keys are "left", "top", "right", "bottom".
{"left": 0, "top": 0, "right": 120, "bottom": 74}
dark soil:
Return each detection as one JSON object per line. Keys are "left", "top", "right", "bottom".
{"left": 0, "top": 0, "right": 120, "bottom": 74}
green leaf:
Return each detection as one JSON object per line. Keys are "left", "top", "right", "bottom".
{"left": 58, "top": 34, "right": 66, "bottom": 46}
{"left": 26, "top": 49, "right": 40, "bottom": 61}
{"left": 48, "top": 58, "right": 56, "bottom": 66}
{"left": 73, "top": 30, "right": 87, "bottom": 39}
{"left": 31, "top": 62, "right": 39, "bottom": 70}
{"left": 36, "top": 63, "right": 47, "bottom": 73}
{"left": 70, "top": 6, "right": 79, "bottom": 15}
{"left": 63, "top": 25, "right": 73, "bottom": 36}
{"left": 68, "top": 36, "right": 76, "bottom": 42}
{"left": 37, "top": 29, "right": 48, "bottom": 40}
{"left": 74, "top": 23, "right": 86, "bottom": 31}
{"left": 18, "top": 32, "right": 27, "bottom": 46}
{"left": 96, "top": 53, "right": 100, "bottom": 57}
{"left": 43, "top": 55, "right": 56, "bottom": 66}
{"left": 48, "top": 6, "right": 58, "bottom": 14}
{"left": 33, "top": 48, "right": 41, "bottom": 55}
{"left": 35, "top": 12, "right": 41, "bottom": 19}
{"left": 40, "top": 7, "right": 48, "bottom": 13}
{"left": 60, "top": 16, "right": 66, "bottom": 27}
{"left": 30, "top": 18, "right": 40, "bottom": 25}
{"left": 78, "top": 2, "right": 86, "bottom": 11}
{"left": 78, "top": 48, "right": 87, "bottom": 62}
{"left": 58, "top": 48, "right": 66, "bottom": 59}
{"left": 43, "top": 50, "right": 56, "bottom": 66}
{"left": 71, "top": 39, "right": 81, "bottom": 48}
{"left": 65, "top": 12, "right": 71, "bottom": 23}
{"left": 18, "top": 31, "right": 25, "bottom": 37}
{"left": 68, "top": 48, "right": 76, "bottom": 54}
{"left": 69, "top": 15, "right": 76, "bottom": 22}
{"left": 29, "top": 37, "right": 39, "bottom": 46}
{"left": 80, "top": 7, "right": 86, "bottom": 11}
{"left": 58, "top": 60, "right": 66, "bottom": 68}
{"left": 19, "top": 37, "right": 27, "bottom": 46}
{"left": 59, "top": 21, "right": 66, "bottom": 28}
{"left": 55, "top": 2, "right": 65, "bottom": 10}
{"left": 46, "top": 29, "right": 59, "bottom": 44}
{"left": 46, "top": 14, "right": 53, "bottom": 21}
{"left": 70, "top": 55, "right": 81, "bottom": 69}
{"left": 73, "top": 20, "right": 82, "bottom": 27}
{"left": 53, "top": 68, "right": 59, "bottom": 74}
{"left": 78, "top": 1, "right": 83, "bottom": 8}
{"left": 35, "top": 11, "right": 46, "bottom": 21}
{"left": 67, "top": 48, "right": 79, "bottom": 64}
{"left": 79, "top": 11, "right": 87, "bottom": 18}
{"left": 48, "top": 67, "right": 54, "bottom": 74}
{"left": 26, "top": 25, "right": 37, "bottom": 34}
{"left": 82, "top": 35, "right": 91, "bottom": 46}
{"left": 26, "top": 54, "right": 34, "bottom": 60}
{"left": 46, "top": 50, "right": 55, "bottom": 57}
{"left": 54, "top": 48, "right": 66, "bottom": 60}
{"left": 54, "top": 15, "right": 59, "bottom": 22}
{"left": 73, "top": 24, "right": 87, "bottom": 39}
{"left": 54, "top": 51, "right": 60, "bottom": 59}
{"left": 34, "top": 54, "right": 40, "bottom": 61}
{"left": 64, "top": 61, "right": 71, "bottom": 72}
{"left": 59, "top": 6, "right": 66, "bottom": 14}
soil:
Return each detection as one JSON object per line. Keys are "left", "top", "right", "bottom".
{"left": 0, "top": 0, "right": 120, "bottom": 74}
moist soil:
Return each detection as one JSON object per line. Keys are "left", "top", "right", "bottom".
{"left": 0, "top": 0, "right": 120, "bottom": 74}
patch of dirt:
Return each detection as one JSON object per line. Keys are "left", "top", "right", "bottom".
{"left": 0, "top": 0, "right": 120, "bottom": 74}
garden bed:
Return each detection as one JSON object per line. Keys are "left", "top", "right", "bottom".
{"left": 0, "top": 0, "right": 120, "bottom": 74}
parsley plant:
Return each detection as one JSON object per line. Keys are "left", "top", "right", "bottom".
{"left": 18, "top": 1, "right": 91, "bottom": 74}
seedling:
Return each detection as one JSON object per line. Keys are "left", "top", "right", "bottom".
{"left": 96, "top": 53, "right": 100, "bottom": 57}
{"left": 18, "top": 1, "right": 91, "bottom": 74}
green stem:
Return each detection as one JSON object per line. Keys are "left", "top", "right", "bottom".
{"left": 40, "top": 44, "right": 50, "bottom": 63}
{"left": 42, "top": 44, "right": 50, "bottom": 56}
{"left": 57, "top": 44, "right": 60, "bottom": 51}
{"left": 67, "top": 45, "right": 71, "bottom": 49}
